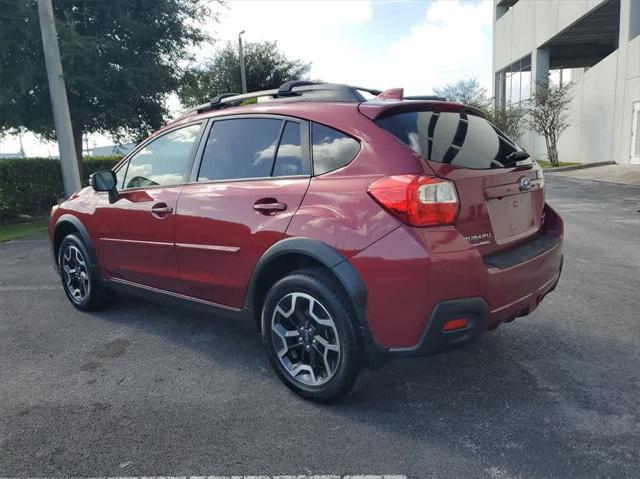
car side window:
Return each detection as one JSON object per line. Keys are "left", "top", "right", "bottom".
{"left": 312, "top": 123, "right": 360, "bottom": 175}
{"left": 122, "top": 123, "right": 201, "bottom": 189}
{"left": 198, "top": 118, "right": 283, "bottom": 182}
{"left": 273, "top": 121, "right": 307, "bottom": 177}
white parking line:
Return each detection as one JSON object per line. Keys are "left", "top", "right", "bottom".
{"left": 0, "top": 285, "right": 59, "bottom": 291}
{"left": 0, "top": 476, "right": 408, "bottom": 479}
{"left": 1, "top": 239, "right": 49, "bottom": 244}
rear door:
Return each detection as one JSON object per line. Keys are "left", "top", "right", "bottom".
{"left": 377, "top": 110, "right": 544, "bottom": 255}
{"left": 174, "top": 116, "right": 311, "bottom": 308}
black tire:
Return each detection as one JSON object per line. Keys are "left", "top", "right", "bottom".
{"left": 261, "top": 267, "right": 362, "bottom": 402}
{"left": 58, "top": 234, "right": 113, "bottom": 311}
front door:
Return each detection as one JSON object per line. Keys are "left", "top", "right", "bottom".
{"left": 175, "top": 117, "right": 311, "bottom": 308}
{"left": 93, "top": 122, "right": 204, "bottom": 292}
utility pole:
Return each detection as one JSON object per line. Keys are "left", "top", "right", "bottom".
{"left": 18, "top": 134, "right": 25, "bottom": 158}
{"left": 238, "top": 30, "right": 247, "bottom": 94}
{"left": 37, "top": 0, "right": 81, "bottom": 196}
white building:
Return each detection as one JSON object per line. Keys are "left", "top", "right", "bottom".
{"left": 493, "top": 0, "right": 640, "bottom": 164}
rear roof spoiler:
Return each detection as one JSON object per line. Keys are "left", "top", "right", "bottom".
{"left": 358, "top": 100, "right": 487, "bottom": 121}
{"left": 374, "top": 88, "right": 447, "bottom": 103}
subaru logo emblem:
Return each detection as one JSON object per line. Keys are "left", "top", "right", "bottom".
{"left": 519, "top": 176, "right": 532, "bottom": 191}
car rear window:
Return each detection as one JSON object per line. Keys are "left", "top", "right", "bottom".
{"left": 376, "top": 111, "right": 525, "bottom": 169}
{"left": 312, "top": 123, "right": 360, "bottom": 175}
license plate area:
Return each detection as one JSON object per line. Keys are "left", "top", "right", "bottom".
{"left": 487, "top": 193, "right": 536, "bottom": 245}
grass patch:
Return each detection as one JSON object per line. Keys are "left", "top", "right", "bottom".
{"left": 536, "top": 160, "right": 580, "bottom": 169}
{"left": 0, "top": 218, "right": 48, "bottom": 242}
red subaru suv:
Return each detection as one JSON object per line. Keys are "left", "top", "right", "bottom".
{"left": 49, "top": 81, "right": 563, "bottom": 401}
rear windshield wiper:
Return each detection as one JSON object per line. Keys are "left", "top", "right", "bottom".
{"left": 502, "top": 150, "right": 530, "bottom": 167}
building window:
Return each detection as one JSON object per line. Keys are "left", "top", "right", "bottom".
{"left": 549, "top": 69, "right": 574, "bottom": 88}
{"left": 495, "top": 54, "right": 531, "bottom": 108}
{"left": 496, "top": 0, "right": 520, "bottom": 20}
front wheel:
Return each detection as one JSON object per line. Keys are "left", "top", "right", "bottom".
{"left": 261, "top": 268, "right": 361, "bottom": 402}
{"left": 58, "top": 234, "right": 113, "bottom": 311}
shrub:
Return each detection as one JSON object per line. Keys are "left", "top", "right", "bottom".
{"left": 527, "top": 82, "right": 573, "bottom": 166}
{"left": 0, "top": 156, "right": 121, "bottom": 222}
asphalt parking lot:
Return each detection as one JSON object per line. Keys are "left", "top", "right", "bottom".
{"left": 1, "top": 175, "right": 639, "bottom": 478}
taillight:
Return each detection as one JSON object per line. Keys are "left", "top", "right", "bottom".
{"left": 367, "top": 175, "right": 459, "bottom": 227}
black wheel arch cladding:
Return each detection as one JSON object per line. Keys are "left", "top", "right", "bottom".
{"left": 54, "top": 214, "right": 97, "bottom": 269}
{"left": 246, "top": 237, "right": 369, "bottom": 333}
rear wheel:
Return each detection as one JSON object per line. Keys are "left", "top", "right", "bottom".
{"left": 58, "top": 234, "right": 113, "bottom": 311}
{"left": 261, "top": 268, "right": 361, "bottom": 402}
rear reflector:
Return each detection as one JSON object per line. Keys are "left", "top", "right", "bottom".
{"left": 442, "top": 318, "right": 469, "bottom": 332}
{"left": 367, "top": 175, "right": 459, "bottom": 227}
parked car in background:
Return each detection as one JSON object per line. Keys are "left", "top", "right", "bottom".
{"left": 49, "top": 81, "right": 564, "bottom": 401}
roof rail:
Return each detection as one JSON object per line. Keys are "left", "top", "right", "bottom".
{"left": 278, "top": 80, "right": 319, "bottom": 96}
{"left": 351, "top": 85, "right": 383, "bottom": 96}
{"left": 277, "top": 80, "right": 383, "bottom": 98}
{"left": 175, "top": 81, "right": 387, "bottom": 120}
{"left": 190, "top": 93, "right": 241, "bottom": 114}
{"left": 209, "top": 92, "right": 240, "bottom": 106}
{"left": 174, "top": 82, "right": 449, "bottom": 121}
{"left": 175, "top": 89, "right": 278, "bottom": 120}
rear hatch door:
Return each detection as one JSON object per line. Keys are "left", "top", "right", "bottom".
{"left": 375, "top": 107, "right": 544, "bottom": 256}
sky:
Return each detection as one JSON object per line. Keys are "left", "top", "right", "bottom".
{"left": 0, "top": 0, "right": 494, "bottom": 157}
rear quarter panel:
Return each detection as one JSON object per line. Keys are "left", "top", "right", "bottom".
{"left": 350, "top": 205, "right": 563, "bottom": 348}
{"left": 286, "top": 103, "right": 428, "bottom": 256}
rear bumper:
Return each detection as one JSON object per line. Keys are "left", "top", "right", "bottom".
{"left": 350, "top": 204, "right": 564, "bottom": 363}
{"left": 386, "top": 256, "right": 562, "bottom": 359}
{"left": 485, "top": 252, "right": 562, "bottom": 328}
{"left": 388, "top": 297, "right": 490, "bottom": 357}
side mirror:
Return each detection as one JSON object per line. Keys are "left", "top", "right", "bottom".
{"left": 89, "top": 170, "right": 118, "bottom": 203}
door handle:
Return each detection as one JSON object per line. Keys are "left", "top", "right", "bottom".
{"left": 253, "top": 199, "right": 287, "bottom": 214}
{"left": 151, "top": 203, "right": 174, "bottom": 218}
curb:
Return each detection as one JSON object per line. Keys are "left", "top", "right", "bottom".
{"left": 543, "top": 161, "right": 616, "bottom": 173}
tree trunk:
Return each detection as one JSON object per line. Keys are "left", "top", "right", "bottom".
{"left": 72, "top": 126, "right": 85, "bottom": 182}
{"left": 549, "top": 134, "right": 559, "bottom": 166}
{"left": 544, "top": 136, "right": 553, "bottom": 166}
{"left": 549, "top": 147, "right": 556, "bottom": 167}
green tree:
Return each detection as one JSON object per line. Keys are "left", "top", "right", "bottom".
{"left": 178, "top": 40, "right": 311, "bottom": 107}
{"left": 527, "top": 81, "right": 573, "bottom": 166}
{"left": 0, "top": 0, "right": 217, "bottom": 170}
{"left": 432, "top": 78, "right": 527, "bottom": 142}
{"left": 433, "top": 78, "right": 492, "bottom": 111}
{"left": 486, "top": 104, "right": 527, "bottom": 141}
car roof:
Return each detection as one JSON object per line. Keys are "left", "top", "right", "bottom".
{"left": 156, "top": 81, "right": 486, "bottom": 137}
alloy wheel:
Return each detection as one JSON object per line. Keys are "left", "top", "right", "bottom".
{"left": 61, "top": 244, "right": 90, "bottom": 303}
{"left": 271, "top": 292, "right": 341, "bottom": 386}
